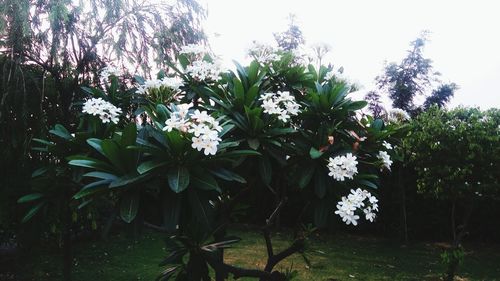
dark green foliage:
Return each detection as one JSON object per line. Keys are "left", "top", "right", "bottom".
{"left": 408, "top": 107, "right": 499, "bottom": 199}
{"left": 423, "top": 83, "right": 458, "bottom": 110}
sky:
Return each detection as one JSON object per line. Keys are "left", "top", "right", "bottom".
{"left": 199, "top": 0, "right": 500, "bottom": 109}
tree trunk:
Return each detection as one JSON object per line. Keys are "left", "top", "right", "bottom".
{"left": 445, "top": 199, "right": 473, "bottom": 281}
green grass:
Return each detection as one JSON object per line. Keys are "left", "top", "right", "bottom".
{"left": 24, "top": 226, "right": 500, "bottom": 281}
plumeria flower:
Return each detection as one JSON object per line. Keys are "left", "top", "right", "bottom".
{"left": 377, "top": 151, "right": 393, "bottom": 171}
{"left": 163, "top": 104, "right": 223, "bottom": 156}
{"left": 259, "top": 91, "right": 300, "bottom": 123}
{"left": 247, "top": 41, "right": 280, "bottom": 64}
{"left": 387, "top": 108, "right": 411, "bottom": 123}
{"left": 382, "top": 141, "right": 393, "bottom": 150}
{"left": 136, "top": 77, "right": 184, "bottom": 95}
{"left": 100, "top": 66, "right": 122, "bottom": 84}
{"left": 82, "top": 98, "right": 122, "bottom": 124}
{"left": 335, "top": 188, "right": 378, "bottom": 225}
{"left": 186, "top": 60, "right": 223, "bottom": 82}
{"left": 327, "top": 153, "right": 358, "bottom": 181}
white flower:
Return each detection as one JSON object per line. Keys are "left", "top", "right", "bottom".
{"left": 136, "top": 77, "right": 183, "bottom": 95}
{"left": 161, "top": 77, "right": 184, "bottom": 90}
{"left": 82, "top": 98, "right": 122, "bottom": 124}
{"left": 364, "top": 208, "right": 376, "bottom": 222}
{"left": 387, "top": 108, "right": 411, "bottom": 123}
{"left": 186, "top": 60, "right": 223, "bottom": 82}
{"left": 327, "top": 153, "right": 358, "bottom": 181}
{"left": 164, "top": 104, "right": 222, "bottom": 156}
{"left": 324, "top": 70, "right": 335, "bottom": 81}
{"left": 377, "top": 151, "right": 392, "bottom": 171}
{"left": 100, "top": 66, "right": 122, "bottom": 83}
{"left": 191, "top": 109, "right": 212, "bottom": 122}
{"left": 335, "top": 188, "right": 378, "bottom": 225}
{"left": 382, "top": 141, "right": 393, "bottom": 150}
{"left": 259, "top": 91, "right": 301, "bottom": 123}
{"left": 247, "top": 41, "right": 280, "bottom": 64}
{"left": 176, "top": 103, "right": 192, "bottom": 119}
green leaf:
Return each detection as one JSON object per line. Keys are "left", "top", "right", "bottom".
{"left": 21, "top": 202, "right": 45, "bottom": 223}
{"left": 18, "top": 193, "right": 44, "bottom": 203}
{"left": 68, "top": 158, "right": 115, "bottom": 173}
{"left": 188, "top": 189, "right": 213, "bottom": 232}
{"left": 214, "top": 150, "right": 261, "bottom": 159}
{"left": 137, "top": 161, "right": 167, "bottom": 174}
{"left": 73, "top": 181, "right": 109, "bottom": 199}
{"left": 162, "top": 191, "right": 181, "bottom": 233}
{"left": 86, "top": 138, "right": 105, "bottom": 156}
{"left": 101, "top": 139, "right": 125, "bottom": 172}
{"left": 31, "top": 167, "right": 48, "bottom": 178}
{"left": 121, "top": 123, "right": 137, "bottom": 147}
{"left": 372, "top": 119, "right": 384, "bottom": 131}
{"left": 309, "top": 147, "right": 324, "bottom": 159}
{"left": 209, "top": 168, "right": 246, "bottom": 183}
{"left": 192, "top": 170, "right": 220, "bottom": 192}
{"left": 233, "top": 77, "right": 245, "bottom": 106}
{"left": 49, "top": 124, "right": 71, "bottom": 140}
{"left": 167, "top": 167, "right": 190, "bottom": 193}
{"left": 298, "top": 164, "right": 315, "bottom": 189}
{"left": 245, "top": 85, "right": 260, "bottom": 105}
{"left": 258, "top": 155, "right": 272, "bottom": 186}
{"left": 83, "top": 171, "right": 118, "bottom": 180}
{"left": 356, "top": 179, "right": 379, "bottom": 190}
{"left": 247, "top": 138, "right": 260, "bottom": 150}
{"left": 247, "top": 61, "right": 260, "bottom": 84}
{"left": 109, "top": 173, "right": 149, "bottom": 188}
{"left": 349, "top": 100, "right": 368, "bottom": 111}
{"left": 120, "top": 192, "right": 140, "bottom": 223}
{"left": 178, "top": 54, "right": 190, "bottom": 69}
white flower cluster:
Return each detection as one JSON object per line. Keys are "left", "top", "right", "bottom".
{"left": 259, "top": 91, "right": 300, "bottom": 122}
{"left": 186, "top": 60, "right": 223, "bottom": 82}
{"left": 377, "top": 151, "right": 393, "bottom": 171}
{"left": 324, "top": 69, "right": 350, "bottom": 83}
{"left": 82, "top": 98, "right": 122, "bottom": 124}
{"left": 99, "top": 66, "right": 122, "bottom": 84}
{"left": 179, "top": 44, "right": 207, "bottom": 56}
{"left": 327, "top": 153, "right": 358, "bottom": 181}
{"left": 324, "top": 70, "right": 335, "bottom": 81}
{"left": 247, "top": 41, "right": 281, "bottom": 64}
{"left": 335, "top": 188, "right": 379, "bottom": 225}
{"left": 387, "top": 108, "right": 411, "bottom": 123}
{"left": 163, "top": 105, "right": 223, "bottom": 155}
{"left": 382, "top": 141, "right": 392, "bottom": 150}
{"left": 135, "top": 77, "right": 184, "bottom": 95}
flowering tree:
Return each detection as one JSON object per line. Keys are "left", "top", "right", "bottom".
{"left": 407, "top": 106, "right": 500, "bottom": 281}
{"left": 20, "top": 44, "right": 397, "bottom": 280}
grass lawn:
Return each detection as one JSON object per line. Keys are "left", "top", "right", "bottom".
{"left": 23, "top": 225, "right": 500, "bottom": 281}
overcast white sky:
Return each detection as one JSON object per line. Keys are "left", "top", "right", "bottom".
{"left": 200, "top": 0, "right": 500, "bottom": 109}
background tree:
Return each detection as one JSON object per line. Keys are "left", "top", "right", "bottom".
{"left": 0, "top": 1, "right": 206, "bottom": 279}
{"left": 273, "top": 14, "right": 305, "bottom": 51}
{"left": 407, "top": 106, "right": 500, "bottom": 280}
{"left": 374, "top": 32, "right": 456, "bottom": 115}
{"left": 423, "top": 83, "right": 458, "bottom": 110}
{"left": 365, "top": 90, "right": 385, "bottom": 118}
